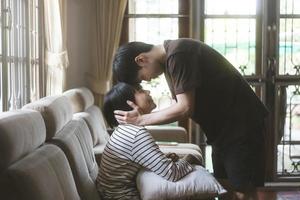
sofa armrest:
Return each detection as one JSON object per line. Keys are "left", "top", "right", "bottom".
{"left": 145, "top": 125, "right": 188, "bottom": 143}
{"left": 93, "top": 144, "right": 105, "bottom": 166}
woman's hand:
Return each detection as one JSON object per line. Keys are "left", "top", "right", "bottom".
{"left": 114, "top": 100, "right": 143, "bottom": 125}
{"left": 166, "top": 153, "right": 179, "bottom": 162}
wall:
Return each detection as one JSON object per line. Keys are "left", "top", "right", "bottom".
{"left": 65, "top": 0, "right": 95, "bottom": 89}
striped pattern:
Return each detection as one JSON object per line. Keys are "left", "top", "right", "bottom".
{"left": 96, "top": 124, "right": 193, "bottom": 200}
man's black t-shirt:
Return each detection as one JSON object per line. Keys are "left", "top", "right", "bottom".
{"left": 163, "top": 38, "right": 268, "bottom": 146}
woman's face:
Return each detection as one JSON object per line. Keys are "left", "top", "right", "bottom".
{"left": 134, "top": 89, "right": 156, "bottom": 114}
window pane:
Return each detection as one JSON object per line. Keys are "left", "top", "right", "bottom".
{"left": 279, "top": 18, "right": 300, "bottom": 75}
{"left": 0, "top": 0, "right": 2, "bottom": 56}
{"left": 278, "top": 144, "right": 300, "bottom": 175}
{"left": 5, "top": 0, "right": 27, "bottom": 110}
{"left": 280, "top": 0, "right": 300, "bottom": 15}
{"left": 205, "top": 0, "right": 256, "bottom": 15}
{"left": 29, "top": 0, "right": 40, "bottom": 102}
{"left": 0, "top": 62, "right": 2, "bottom": 112}
{"left": 129, "top": 18, "right": 178, "bottom": 45}
{"left": 205, "top": 145, "right": 213, "bottom": 173}
{"left": 128, "top": 0, "right": 178, "bottom": 14}
{"left": 277, "top": 85, "right": 300, "bottom": 176}
{"left": 205, "top": 18, "right": 256, "bottom": 75}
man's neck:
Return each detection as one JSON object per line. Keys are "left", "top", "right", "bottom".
{"left": 154, "top": 45, "right": 167, "bottom": 64}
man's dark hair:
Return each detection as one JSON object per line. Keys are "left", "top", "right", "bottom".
{"left": 113, "top": 42, "right": 154, "bottom": 84}
{"left": 103, "top": 82, "right": 141, "bottom": 128}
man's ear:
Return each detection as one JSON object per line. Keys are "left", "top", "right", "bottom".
{"left": 135, "top": 54, "right": 148, "bottom": 67}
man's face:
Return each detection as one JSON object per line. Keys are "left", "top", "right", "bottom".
{"left": 135, "top": 54, "right": 163, "bottom": 82}
{"left": 137, "top": 64, "right": 161, "bottom": 82}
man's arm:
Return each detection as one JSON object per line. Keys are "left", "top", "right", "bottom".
{"left": 114, "top": 89, "right": 195, "bottom": 126}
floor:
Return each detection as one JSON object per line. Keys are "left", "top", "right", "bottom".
{"left": 214, "top": 188, "right": 300, "bottom": 200}
{"left": 256, "top": 189, "right": 300, "bottom": 200}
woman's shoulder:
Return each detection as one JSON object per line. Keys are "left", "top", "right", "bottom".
{"left": 116, "top": 124, "right": 150, "bottom": 138}
{"left": 117, "top": 124, "right": 148, "bottom": 136}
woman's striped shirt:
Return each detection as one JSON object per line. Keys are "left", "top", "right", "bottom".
{"left": 96, "top": 124, "right": 193, "bottom": 200}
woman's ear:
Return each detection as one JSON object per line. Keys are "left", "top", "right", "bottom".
{"left": 135, "top": 54, "right": 147, "bottom": 67}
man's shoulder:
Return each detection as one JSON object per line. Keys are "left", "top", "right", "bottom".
{"left": 164, "top": 38, "right": 204, "bottom": 57}
{"left": 165, "top": 38, "right": 202, "bottom": 45}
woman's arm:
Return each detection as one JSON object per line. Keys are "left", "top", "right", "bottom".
{"left": 114, "top": 89, "right": 195, "bottom": 126}
{"left": 132, "top": 129, "right": 193, "bottom": 182}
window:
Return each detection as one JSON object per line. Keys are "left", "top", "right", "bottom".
{"left": 276, "top": 0, "right": 300, "bottom": 178}
{"left": 124, "top": 0, "right": 188, "bottom": 115}
{"left": 0, "top": 0, "right": 43, "bottom": 112}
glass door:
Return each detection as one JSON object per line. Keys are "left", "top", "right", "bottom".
{"left": 191, "top": 0, "right": 265, "bottom": 173}
{"left": 274, "top": 0, "right": 300, "bottom": 180}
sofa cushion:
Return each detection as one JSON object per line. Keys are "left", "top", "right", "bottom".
{"left": 63, "top": 87, "right": 94, "bottom": 113}
{"left": 5, "top": 144, "right": 80, "bottom": 200}
{"left": 71, "top": 118, "right": 99, "bottom": 182}
{"left": 137, "top": 165, "right": 226, "bottom": 200}
{"left": 0, "top": 110, "right": 46, "bottom": 172}
{"left": 93, "top": 144, "right": 106, "bottom": 165}
{"left": 146, "top": 125, "right": 188, "bottom": 143}
{"left": 157, "top": 142, "right": 201, "bottom": 152}
{"left": 23, "top": 96, "right": 73, "bottom": 140}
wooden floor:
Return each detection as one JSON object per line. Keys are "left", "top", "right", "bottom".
{"left": 215, "top": 188, "right": 300, "bottom": 200}
{"left": 256, "top": 189, "right": 300, "bottom": 200}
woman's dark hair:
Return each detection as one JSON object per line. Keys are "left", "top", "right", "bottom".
{"left": 103, "top": 82, "right": 141, "bottom": 128}
{"left": 113, "top": 42, "right": 153, "bottom": 84}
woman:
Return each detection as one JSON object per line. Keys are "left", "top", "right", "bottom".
{"left": 96, "top": 82, "right": 200, "bottom": 200}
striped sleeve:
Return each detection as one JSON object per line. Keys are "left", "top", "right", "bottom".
{"left": 131, "top": 128, "right": 193, "bottom": 182}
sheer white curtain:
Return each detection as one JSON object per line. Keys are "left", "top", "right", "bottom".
{"left": 44, "top": 0, "right": 69, "bottom": 95}
{"left": 88, "top": 0, "right": 127, "bottom": 106}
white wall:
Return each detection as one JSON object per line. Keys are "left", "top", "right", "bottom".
{"left": 65, "top": 0, "right": 95, "bottom": 89}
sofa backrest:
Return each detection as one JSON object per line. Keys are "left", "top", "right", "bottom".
{"left": 0, "top": 110, "right": 45, "bottom": 173}
{"left": 63, "top": 87, "right": 110, "bottom": 146}
{"left": 23, "top": 95, "right": 73, "bottom": 141}
{"left": 5, "top": 144, "right": 81, "bottom": 200}
{"left": 63, "top": 87, "right": 94, "bottom": 113}
{"left": 0, "top": 110, "right": 80, "bottom": 200}
{"left": 50, "top": 119, "right": 100, "bottom": 199}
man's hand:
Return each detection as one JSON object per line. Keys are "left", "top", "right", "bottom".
{"left": 166, "top": 153, "right": 179, "bottom": 162}
{"left": 114, "top": 100, "right": 143, "bottom": 125}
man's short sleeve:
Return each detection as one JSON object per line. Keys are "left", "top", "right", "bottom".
{"left": 166, "top": 52, "right": 201, "bottom": 95}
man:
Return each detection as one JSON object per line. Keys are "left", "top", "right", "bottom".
{"left": 113, "top": 38, "right": 268, "bottom": 199}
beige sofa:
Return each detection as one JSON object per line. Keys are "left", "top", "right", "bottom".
{"left": 0, "top": 87, "right": 203, "bottom": 200}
